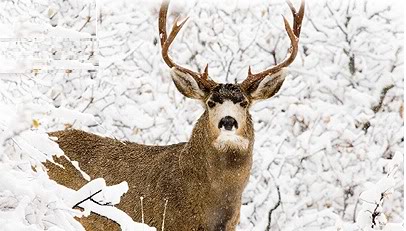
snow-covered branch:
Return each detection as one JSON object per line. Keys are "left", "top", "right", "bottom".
{"left": 356, "top": 152, "right": 403, "bottom": 231}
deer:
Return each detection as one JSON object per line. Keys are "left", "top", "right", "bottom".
{"left": 45, "top": 0, "right": 304, "bottom": 230}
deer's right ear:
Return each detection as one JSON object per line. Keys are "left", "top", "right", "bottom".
{"left": 170, "top": 68, "right": 207, "bottom": 100}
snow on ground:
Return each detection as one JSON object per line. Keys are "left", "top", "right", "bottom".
{"left": 0, "top": 0, "right": 403, "bottom": 230}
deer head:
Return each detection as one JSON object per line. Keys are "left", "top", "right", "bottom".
{"left": 159, "top": 0, "right": 304, "bottom": 151}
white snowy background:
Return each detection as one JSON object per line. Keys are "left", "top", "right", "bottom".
{"left": 0, "top": 0, "right": 403, "bottom": 230}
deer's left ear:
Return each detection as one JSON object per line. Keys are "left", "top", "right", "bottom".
{"left": 247, "top": 70, "right": 286, "bottom": 101}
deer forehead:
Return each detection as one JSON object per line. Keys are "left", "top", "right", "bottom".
{"left": 208, "top": 84, "right": 247, "bottom": 104}
{"left": 212, "top": 100, "right": 245, "bottom": 120}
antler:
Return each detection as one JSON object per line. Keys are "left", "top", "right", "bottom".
{"left": 159, "top": 0, "right": 217, "bottom": 90}
{"left": 240, "top": 0, "right": 305, "bottom": 92}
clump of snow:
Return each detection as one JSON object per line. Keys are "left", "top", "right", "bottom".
{"left": 0, "top": 161, "right": 85, "bottom": 231}
{"left": 62, "top": 178, "right": 155, "bottom": 231}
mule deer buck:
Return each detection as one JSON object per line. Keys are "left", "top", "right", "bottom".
{"left": 46, "top": 0, "right": 304, "bottom": 230}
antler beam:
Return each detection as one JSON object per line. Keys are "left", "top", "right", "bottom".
{"left": 240, "top": 0, "right": 305, "bottom": 92}
{"left": 159, "top": 0, "right": 217, "bottom": 90}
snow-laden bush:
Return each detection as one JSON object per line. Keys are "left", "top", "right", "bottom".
{"left": 0, "top": 0, "right": 403, "bottom": 230}
{"left": 0, "top": 96, "right": 155, "bottom": 230}
{"left": 0, "top": 0, "right": 154, "bottom": 230}
{"left": 356, "top": 152, "right": 403, "bottom": 230}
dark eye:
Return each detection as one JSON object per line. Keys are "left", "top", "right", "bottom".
{"left": 208, "top": 101, "right": 216, "bottom": 108}
{"left": 240, "top": 101, "right": 248, "bottom": 108}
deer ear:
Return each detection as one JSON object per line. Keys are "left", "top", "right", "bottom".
{"left": 248, "top": 69, "right": 286, "bottom": 101}
{"left": 170, "top": 68, "right": 207, "bottom": 100}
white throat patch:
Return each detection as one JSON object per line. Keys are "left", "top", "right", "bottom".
{"left": 213, "top": 130, "right": 249, "bottom": 151}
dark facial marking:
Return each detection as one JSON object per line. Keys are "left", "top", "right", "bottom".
{"left": 208, "top": 101, "right": 216, "bottom": 108}
{"left": 210, "top": 84, "right": 245, "bottom": 104}
{"left": 211, "top": 94, "right": 224, "bottom": 104}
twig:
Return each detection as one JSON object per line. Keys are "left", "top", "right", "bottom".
{"left": 353, "top": 199, "right": 360, "bottom": 222}
{"left": 266, "top": 185, "right": 281, "bottom": 231}
{"left": 372, "top": 84, "right": 395, "bottom": 113}
{"left": 73, "top": 190, "right": 102, "bottom": 208}
{"left": 140, "top": 196, "right": 145, "bottom": 224}
{"left": 79, "top": 16, "right": 91, "bottom": 32}
{"left": 161, "top": 199, "right": 168, "bottom": 231}
{"left": 371, "top": 193, "right": 385, "bottom": 228}
{"left": 90, "top": 198, "right": 113, "bottom": 207}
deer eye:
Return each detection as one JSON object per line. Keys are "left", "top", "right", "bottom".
{"left": 240, "top": 101, "right": 248, "bottom": 108}
{"left": 207, "top": 101, "right": 216, "bottom": 108}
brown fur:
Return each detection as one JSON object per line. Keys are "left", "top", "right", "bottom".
{"left": 45, "top": 111, "right": 254, "bottom": 231}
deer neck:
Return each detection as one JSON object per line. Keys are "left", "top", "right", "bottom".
{"left": 179, "top": 111, "right": 254, "bottom": 210}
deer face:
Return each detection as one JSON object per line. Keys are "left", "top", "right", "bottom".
{"left": 205, "top": 84, "right": 251, "bottom": 151}
{"left": 160, "top": 0, "right": 304, "bottom": 150}
{"left": 170, "top": 68, "right": 286, "bottom": 150}
{"left": 207, "top": 84, "right": 247, "bottom": 133}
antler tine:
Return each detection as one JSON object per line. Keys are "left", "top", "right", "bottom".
{"left": 286, "top": 0, "right": 305, "bottom": 37}
{"left": 240, "top": 0, "right": 305, "bottom": 92}
{"left": 158, "top": 0, "right": 169, "bottom": 48}
{"left": 159, "top": 0, "right": 217, "bottom": 90}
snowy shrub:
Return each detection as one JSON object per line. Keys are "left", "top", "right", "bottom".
{"left": 0, "top": 0, "right": 403, "bottom": 230}
{"left": 0, "top": 96, "right": 155, "bottom": 230}
{"left": 0, "top": 0, "right": 154, "bottom": 230}
{"left": 356, "top": 152, "right": 403, "bottom": 231}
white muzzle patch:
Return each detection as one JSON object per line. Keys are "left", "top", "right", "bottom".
{"left": 213, "top": 130, "right": 249, "bottom": 151}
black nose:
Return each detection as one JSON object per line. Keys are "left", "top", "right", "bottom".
{"left": 218, "top": 116, "right": 238, "bottom": 131}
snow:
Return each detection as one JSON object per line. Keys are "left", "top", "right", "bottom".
{"left": 0, "top": 99, "right": 155, "bottom": 230}
{"left": 356, "top": 152, "right": 403, "bottom": 230}
{"left": 0, "top": 162, "right": 85, "bottom": 231}
{"left": 61, "top": 178, "right": 155, "bottom": 231}
{"left": 0, "top": 0, "right": 404, "bottom": 230}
